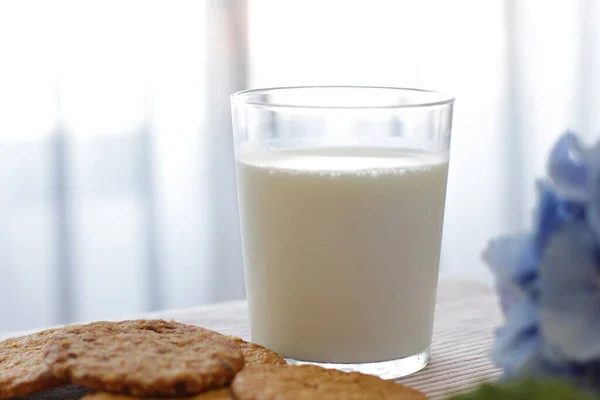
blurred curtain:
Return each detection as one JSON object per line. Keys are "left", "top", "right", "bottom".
{"left": 0, "top": 0, "right": 246, "bottom": 332}
{"left": 248, "top": 0, "right": 600, "bottom": 282}
{"left": 0, "top": 0, "right": 598, "bottom": 332}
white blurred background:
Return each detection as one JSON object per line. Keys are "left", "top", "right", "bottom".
{"left": 0, "top": 0, "right": 598, "bottom": 332}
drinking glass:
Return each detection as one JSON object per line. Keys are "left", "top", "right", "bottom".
{"left": 230, "top": 86, "right": 454, "bottom": 379}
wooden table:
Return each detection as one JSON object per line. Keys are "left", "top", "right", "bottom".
{"left": 4, "top": 278, "right": 502, "bottom": 400}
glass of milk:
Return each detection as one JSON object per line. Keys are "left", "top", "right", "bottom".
{"left": 230, "top": 87, "right": 454, "bottom": 379}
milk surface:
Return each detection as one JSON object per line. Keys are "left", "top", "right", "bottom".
{"left": 236, "top": 147, "right": 449, "bottom": 363}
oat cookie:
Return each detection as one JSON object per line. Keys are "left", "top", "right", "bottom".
{"left": 232, "top": 364, "right": 426, "bottom": 400}
{"left": 226, "top": 336, "right": 286, "bottom": 366}
{"left": 43, "top": 320, "right": 244, "bottom": 397}
{"left": 0, "top": 328, "right": 67, "bottom": 398}
{"left": 81, "top": 387, "right": 234, "bottom": 400}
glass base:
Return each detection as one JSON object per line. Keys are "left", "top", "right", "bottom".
{"left": 285, "top": 347, "right": 430, "bottom": 380}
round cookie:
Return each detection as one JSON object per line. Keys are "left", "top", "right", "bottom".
{"left": 232, "top": 364, "right": 426, "bottom": 400}
{"left": 81, "top": 388, "right": 234, "bottom": 400}
{"left": 43, "top": 320, "right": 244, "bottom": 397}
{"left": 226, "top": 336, "right": 286, "bottom": 366}
{"left": 0, "top": 328, "right": 67, "bottom": 398}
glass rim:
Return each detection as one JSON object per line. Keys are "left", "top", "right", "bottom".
{"left": 231, "top": 86, "right": 455, "bottom": 110}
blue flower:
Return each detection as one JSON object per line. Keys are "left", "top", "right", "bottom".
{"left": 484, "top": 132, "right": 600, "bottom": 389}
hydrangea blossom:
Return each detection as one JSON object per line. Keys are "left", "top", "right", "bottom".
{"left": 484, "top": 132, "right": 600, "bottom": 389}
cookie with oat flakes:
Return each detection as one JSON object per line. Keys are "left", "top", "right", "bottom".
{"left": 0, "top": 328, "right": 67, "bottom": 398}
{"left": 43, "top": 320, "right": 243, "bottom": 397}
{"left": 226, "top": 336, "right": 286, "bottom": 366}
{"left": 82, "top": 387, "right": 234, "bottom": 400}
{"left": 232, "top": 364, "right": 426, "bottom": 400}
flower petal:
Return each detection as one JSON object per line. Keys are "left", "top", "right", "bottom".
{"left": 484, "top": 234, "right": 533, "bottom": 287}
{"left": 547, "top": 132, "right": 588, "bottom": 201}
{"left": 538, "top": 221, "right": 600, "bottom": 362}
{"left": 492, "top": 299, "right": 540, "bottom": 376}
{"left": 586, "top": 142, "right": 600, "bottom": 243}
{"left": 534, "top": 182, "right": 571, "bottom": 250}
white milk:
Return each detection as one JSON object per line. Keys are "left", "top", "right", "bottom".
{"left": 235, "top": 147, "right": 448, "bottom": 363}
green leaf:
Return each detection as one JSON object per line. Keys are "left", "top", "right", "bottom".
{"left": 446, "top": 379, "right": 598, "bottom": 400}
